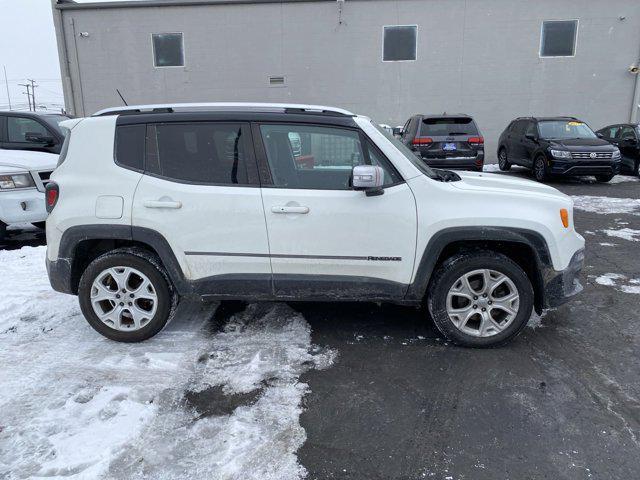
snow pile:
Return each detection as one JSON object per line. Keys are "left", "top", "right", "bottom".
{"left": 483, "top": 163, "right": 502, "bottom": 173}
{"left": 594, "top": 273, "right": 640, "bottom": 294}
{"left": 601, "top": 228, "right": 640, "bottom": 242}
{"left": 572, "top": 196, "right": 640, "bottom": 216}
{"left": 606, "top": 175, "right": 640, "bottom": 184}
{"left": 0, "top": 246, "right": 334, "bottom": 480}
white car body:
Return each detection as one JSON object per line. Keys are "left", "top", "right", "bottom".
{"left": 0, "top": 149, "right": 58, "bottom": 227}
{"left": 45, "top": 103, "right": 585, "bottom": 345}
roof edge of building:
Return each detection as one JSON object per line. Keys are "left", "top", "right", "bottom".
{"left": 56, "top": 0, "right": 341, "bottom": 10}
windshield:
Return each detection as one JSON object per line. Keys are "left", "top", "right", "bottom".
{"left": 372, "top": 122, "right": 437, "bottom": 179}
{"left": 420, "top": 117, "right": 478, "bottom": 137}
{"left": 538, "top": 120, "right": 597, "bottom": 140}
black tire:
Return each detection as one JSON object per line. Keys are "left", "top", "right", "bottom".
{"left": 0, "top": 222, "right": 6, "bottom": 243}
{"left": 498, "top": 148, "right": 511, "bottom": 171}
{"left": 78, "top": 248, "right": 177, "bottom": 342}
{"left": 595, "top": 173, "right": 615, "bottom": 183}
{"left": 32, "top": 222, "right": 46, "bottom": 230}
{"left": 533, "top": 156, "right": 548, "bottom": 182}
{"left": 634, "top": 161, "right": 639, "bottom": 178}
{"left": 427, "top": 251, "right": 534, "bottom": 348}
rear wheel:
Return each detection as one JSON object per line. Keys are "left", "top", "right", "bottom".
{"left": 595, "top": 173, "right": 615, "bottom": 183}
{"left": 78, "top": 248, "right": 177, "bottom": 342}
{"left": 634, "top": 161, "right": 639, "bottom": 178}
{"left": 427, "top": 251, "right": 534, "bottom": 348}
{"left": 498, "top": 148, "right": 511, "bottom": 171}
{"left": 533, "top": 156, "right": 548, "bottom": 182}
{"left": 0, "top": 222, "right": 6, "bottom": 243}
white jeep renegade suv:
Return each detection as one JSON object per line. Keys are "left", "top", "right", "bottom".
{"left": 46, "top": 103, "right": 585, "bottom": 347}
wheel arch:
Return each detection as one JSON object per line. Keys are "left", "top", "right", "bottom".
{"left": 406, "top": 227, "right": 553, "bottom": 313}
{"left": 56, "top": 225, "right": 190, "bottom": 295}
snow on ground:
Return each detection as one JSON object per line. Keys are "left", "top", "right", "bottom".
{"left": 594, "top": 273, "right": 640, "bottom": 295}
{"left": 483, "top": 163, "right": 501, "bottom": 173}
{"left": 601, "top": 228, "right": 640, "bottom": 242}
{"left": 606, "top": 175, "right": 640, "bottom": 184}
{"left": 572, "top": 196, "right": 640, "bottom": 216}
{"left": 0, "top": 247, "right": 335, "bottom": 479}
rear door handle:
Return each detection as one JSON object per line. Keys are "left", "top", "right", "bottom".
{"left": 143, "top": 200, "right": 182, "bottom": 209}
{"left": 271, "top": 205, "right": 309, "bottom": 214}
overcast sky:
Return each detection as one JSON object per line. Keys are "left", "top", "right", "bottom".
{"left": 0, "top": 0, "right": 134, "bottom": 112}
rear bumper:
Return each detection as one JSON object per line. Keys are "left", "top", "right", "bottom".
{"left": 422, "top": 151, "right": 484, "bottom": 171}
{"left": 46, "top": 255, "right": 74, "bottom": 295}
{"left": 0, "top": 189, "right": 48, "bottom": 225}
{"left": 549, "top": 159, "right": 621, "bottom": 176}
{"left": 543, "top": 248, "right": 584, "bottom": 308}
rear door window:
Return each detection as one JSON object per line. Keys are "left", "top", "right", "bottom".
{"left": 146, "top": 122, "right": 258, "bottom": 185}
{"left": 115, "top": 124, "right": 146, "bottom": 171}
{"left": 420, "top": 117, "right": 478, "bottom": 137}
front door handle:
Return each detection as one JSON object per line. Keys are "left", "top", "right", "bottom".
{"left": 271, "top": 205, "right": 309, "bottom": 214}
{"left": 143, "top": 199, "right": 182, "bottom": 209}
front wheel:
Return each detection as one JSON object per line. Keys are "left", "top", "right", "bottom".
{"left": 78, "top": 248, "right": 177, "bottom": 342}
{"left": 427, "top": 251, "right": 534, "bottom": 348}
{"left": 533, "top": 156, "right": 548, "bottom": 182}
{"left": 595, "top": 173, "right": 615, "bottom": 183}
{"left": 498, "top": 148, "right": 511, "bottom": 171}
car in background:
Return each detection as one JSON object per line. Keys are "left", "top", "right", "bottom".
{"left": 0, "top": 149, "right": 58, "bottom": 241}
{"left": 400, "top": 114, "right": 484, "bottom": 171}
{"left": 0, "top": 111, "right": 70, "bottom": 155}
{"left": 595, "top": 123, "right": 640, "bottom": 176}
{"left": 497, "top": 117, "right": 621, "bottom": 182}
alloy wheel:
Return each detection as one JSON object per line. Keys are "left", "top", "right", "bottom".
{"left": 90, "top": 266, "right": 158, "bottom": 331}
{"left": 446, "top": 269, "right": 520, "bottom": 337}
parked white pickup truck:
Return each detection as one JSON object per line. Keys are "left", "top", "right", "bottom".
{"left": 0, "top": 149, "right": 58, "bottom": 241}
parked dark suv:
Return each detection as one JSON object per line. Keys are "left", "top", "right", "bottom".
{"left": 400, "top": 114, "right": 484, "bottom": 171}
{"left": 595, "top": 123, "right": 640, "bottom": 176}
{"left": 497, "top": 117, "right": 621, "bottom": 182}
{"left": 0, "top": 111, "right": 70, "bottom": 155}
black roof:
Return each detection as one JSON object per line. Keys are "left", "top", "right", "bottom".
{"left": 514, "top": 116, "right": 582, "bottom": 122}
{"left": 414, "top": 113, "right": 473, "bottom": 119}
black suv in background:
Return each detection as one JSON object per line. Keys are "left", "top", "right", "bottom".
{"left": 497, "top": 117, "right": 621, "bottom": 182}
{"left": 0, "top": 111, "right": 70, "bottom": 155}
{"left": 596, "top": 123, "right": 640, "bottom": 176}
{"left": 400, "top": 114, "right": 484, "bottom": 171}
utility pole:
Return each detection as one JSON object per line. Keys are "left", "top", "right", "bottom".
{"left": 19, "top": 83, "right": 32, "bottom": 111}
{"left": 27, "top": 79, "right": 38, "bottom": 110}
{"left": 2, "top": 66, "right": 10, "bottom": 110}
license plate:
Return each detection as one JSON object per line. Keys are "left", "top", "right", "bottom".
{"left": 443, "top": 143, "right": 457, "bottom": 151}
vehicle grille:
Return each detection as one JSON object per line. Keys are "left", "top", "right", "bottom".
{"left": 570, "top": 152, "right": 613, "bottom": 159}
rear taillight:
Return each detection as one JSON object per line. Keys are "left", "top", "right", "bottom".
{"left": 45, "top": 182, "right": 59, "bottom": 213}
{"left": 469, "top": 136, "right": 484, "bottom": 146}
{"left": 412, "top": 137, "right": 433, "bottom": 146}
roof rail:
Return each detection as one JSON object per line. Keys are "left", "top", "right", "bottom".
{"left": 93, "top": 102, "right": 355, "bottom": 117}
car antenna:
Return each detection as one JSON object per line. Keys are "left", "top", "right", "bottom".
{"left": 116, "top": 88, "right": 128, "bottom": 106}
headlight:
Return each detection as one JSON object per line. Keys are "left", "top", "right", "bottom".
{"left": 550, "top": 149, "right": 572, "bottom": 159}
{"left": 0, "top": 173, "right": 35, "bottom": 189}
{"left": 612, "top": 148, "right": 621, "bottom": 160}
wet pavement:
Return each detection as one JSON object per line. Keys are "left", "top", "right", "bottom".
{"left": 298, "top": 169, "right": 640, "bottom": 480}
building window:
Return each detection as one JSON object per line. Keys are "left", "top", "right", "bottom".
{"left": 383, "top": 25, "right": 417, "bottom": 62}
{"left": 152, "top": 33, "right": 184, "bottom": 67}
{"left": 540, "top": 20, "right": 578, "bottom": 57}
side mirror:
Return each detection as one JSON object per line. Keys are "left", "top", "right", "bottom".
{"left": 25, "top": 132, "right": 55, "bottom": 146}
{"left": 596, "top": 132, "right": 604, "bottom": 138}
{"left": 392, "top": 127, "right": 404, "bottom": 137}
{"left": 352, "top": 165, "right": 384, "bottom": 196}
{"left": 525, "top": 133, "right": 537, "bottom": 141}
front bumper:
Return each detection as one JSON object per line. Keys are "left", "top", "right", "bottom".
{"left": 549, "top": 159, "right": 621, "bottom": 177}
{"left": 0, "top": 188, "right": 47, "bottom": 225}
{"left": 543, "top": 248, "right": 584, "bottom": 308}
